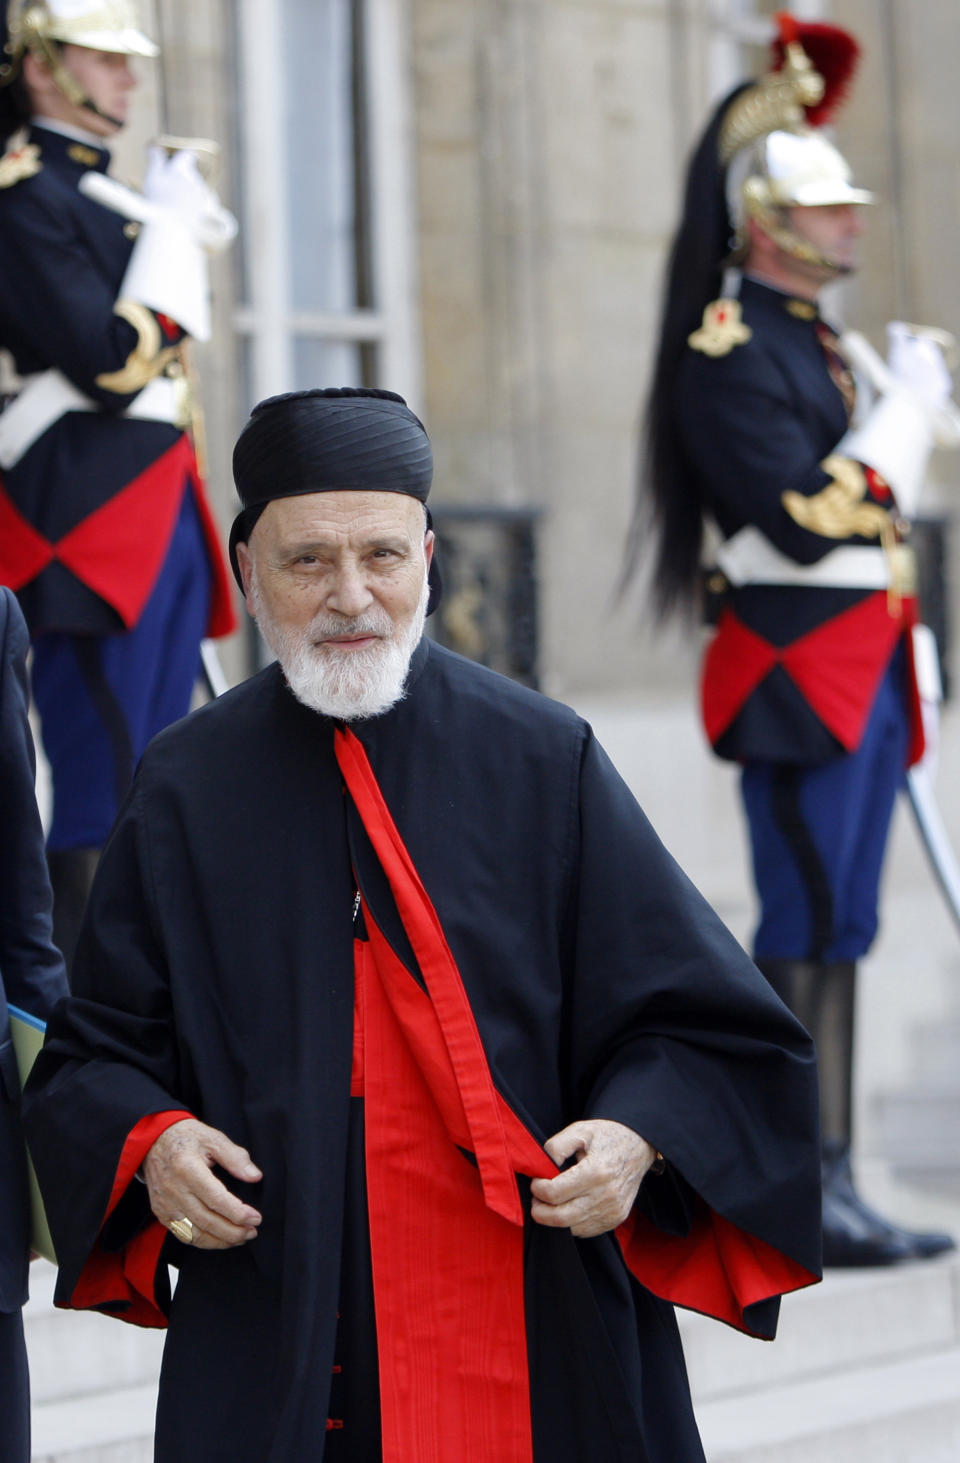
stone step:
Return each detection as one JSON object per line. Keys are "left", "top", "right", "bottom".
{"left": 31, "top": 1383, "right": 156, "bottom": 1463}
{"left": 873, "top": 1089, "right": 960, "bottom": 1163}
{"left": 693, "top": 1347, "right": 960, "bottom": 1463}
{"left": 24, "top": 1262, "right": 165, "bottom": 1405}
{"left": 26, "top": 1255, "right": 960, "bottom": 1460}
{"left": 680, "top": 1255, "right": 960, "bottom": 1401}
{"left": 909, "top": 1016, "right": 960, "bottom": 1085}
{"left": 886, "top": 1162, "right": 960, "bottom": 1198}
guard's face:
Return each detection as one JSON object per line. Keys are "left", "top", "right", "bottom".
{"left": 65, "top": 46, "right": 137, "bottom": 130}
{"left": 27, "top": 45, "right": 137, "bottom": 136}
{"left": 785, "top": 202, "right": 865, "bottom": 276}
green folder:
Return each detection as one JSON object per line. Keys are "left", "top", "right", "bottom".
{"left": 8, "top": 1005, "right": 56, "bottom": 1264}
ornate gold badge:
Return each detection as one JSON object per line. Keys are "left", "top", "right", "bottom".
{"left": 786, "top": 299, "right": 818, "bottom": 321}
{"left": 95, "top": 300, "right": 178, "bottom": 394}
{"left": 0, "top": 142, "right": 42, "bottom": 190}
{"left": 688, "top": 299, "right": 752, "bottom": 358}
{"left": 67, "top": 143, "right": 101, "bottom": 168}
{"left": 782, "top": 454, "right": 890, "bottom": 540}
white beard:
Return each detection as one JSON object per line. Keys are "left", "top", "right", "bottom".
{"left": 250, "top": 571, "right": 429, "bottom": 720}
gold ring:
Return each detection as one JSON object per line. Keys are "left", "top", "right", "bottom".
{"left": 169, "top": 1216, "right": 195, "bottom": 1244}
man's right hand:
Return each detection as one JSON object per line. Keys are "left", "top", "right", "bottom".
{"left": 141, "top": 1118, "right": 263, "bottom": 1251}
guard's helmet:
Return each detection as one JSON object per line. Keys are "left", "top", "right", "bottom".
{"left": 629, "top": 12, "right": 872, "bottom": 619}
{"left": 4, "top": 0, "right": 157, "bottom": 62}
{"left": 721, "top": 15, "right": 873, "bottom": 266}
{"left": 0, "top": 0, "right": 157, "bottom": 135}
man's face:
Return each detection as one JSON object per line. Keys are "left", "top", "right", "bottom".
{"left": 25, "top": 45, "right": 137, "bottom": 136}
{"left": 236, "top": 490, "right": 435, "bottom": 720}
{"left": 783, "top": 202, "right": 865, "bottom": 281}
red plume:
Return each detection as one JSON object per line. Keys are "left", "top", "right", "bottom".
{"left": 771, "top": 12, "right": 862, "bottom": 127}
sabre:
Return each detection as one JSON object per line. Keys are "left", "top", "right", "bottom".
{"left": 904, "top": 762, "right": 960, "bottom": 938}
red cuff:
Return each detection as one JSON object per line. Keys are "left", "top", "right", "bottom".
{"left": 66, "top": 1109, "right": 193, "bottom": 1328}
{"left": 616, "top": 1203, "right": 818, "bottom": 1336}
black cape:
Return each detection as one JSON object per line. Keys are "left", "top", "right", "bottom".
{"left": 24, "top": 639, "right": 820, "bottom": 1462}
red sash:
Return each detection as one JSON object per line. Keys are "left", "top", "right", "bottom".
{"left": 337, "top": 725, "right": 553, "bottom": 1463}
{"left": 701, "top": 591, "right": 921, "bottom": 762}
{"left": 335, "top": 727, "right": 818, "bottom": 1459}
{"left": 0, "top": 436, "right": 236, "bottom": 636}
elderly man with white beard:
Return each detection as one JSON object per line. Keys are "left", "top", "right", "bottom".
{"left": 240, "top": 488, "right": 432, "bottom": 722}
{"left": 24, "top": 387, "right": 822, "bottom": 1463}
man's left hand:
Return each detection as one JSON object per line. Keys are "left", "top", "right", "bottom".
{"left": 529, "top": 1119, "right": 657, "bottom": 1237}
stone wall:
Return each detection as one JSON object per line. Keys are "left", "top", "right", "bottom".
{"left": 109, "top": 0, "right": 960, "bottom": 695}
{"left": 411, "top": 0, "right": 960, "bottom": 697}
{"left": 411, "top": 0, "right": 710, "bottom": 698}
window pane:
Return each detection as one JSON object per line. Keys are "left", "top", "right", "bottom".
{"left": 292, "top": 336, "right": 367, "bottom": 390}
{"left": 282, "top": 0, "right": 367, "bottom": 313}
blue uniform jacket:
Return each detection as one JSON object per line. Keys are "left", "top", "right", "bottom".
{"left": 675, "top": 277, "right": 916, "bottom": 764}
{"left": 0, "top": 125, "right": 228, "bottom": 636}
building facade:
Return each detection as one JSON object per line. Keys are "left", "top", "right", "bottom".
{"left": 118, "top": 0, "right": 960, "bottom": 696}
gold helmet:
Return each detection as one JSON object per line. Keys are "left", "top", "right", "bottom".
{"left": 721, "top": 14, "right": 873, "bottom": 273}
{"left": 5, "top": 1, "right": 157, "bottom": 60}
{"left": 1, "top": 1, "right": 157, "bottom": 126}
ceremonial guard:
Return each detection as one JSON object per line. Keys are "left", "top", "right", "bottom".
{"left": 0, "top": 0, "right": 237, "bottom": 965}
{"left": 631, "top": 15, "right": 955, "bottom": 1265}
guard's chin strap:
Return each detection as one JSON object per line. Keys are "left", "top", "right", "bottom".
{"left": 747, "top": 202, "right": 854, "bottom": 277}
{"left": 28, "top": 36, "right": 125, "bottom": 130}
{"left": 77, "top": 96, "right": 125, "bottom": 128}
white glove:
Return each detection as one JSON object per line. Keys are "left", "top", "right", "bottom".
{"left": 886, "top": 323, "right": 953, "bottom": 410}
{"left": 835, "top": 324, "right": 956, "bottom": 517}
{"left": 141, "top": 146, "right": 237, "bottom": 252}
{"left": 112, "top": 147, "right": 240, "bottom": 343}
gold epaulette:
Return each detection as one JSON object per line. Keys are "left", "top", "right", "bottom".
{"left": 782, "top": 455, "right": 890, "bottom": 540}
{"left": 67, "top": 142, "right": 101, "bottom": 168}
{"left": 0, "top": 142, "right": 42, "bottom": 190}
{"left": 95, "top": 300, "right": 178, "bottom": 394}
{"left": 688, "top": 299, "right": 752, "bottom": 358}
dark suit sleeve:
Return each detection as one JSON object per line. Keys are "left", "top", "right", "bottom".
{"left": 0, "top": 587, "right": 68, "bottom": 1021}
{"left": 675, "top": 347, "right": 887, "bottom": 563}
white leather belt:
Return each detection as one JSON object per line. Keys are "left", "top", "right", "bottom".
{"left": 716, "top": 526, "right": 892, "bottom": 590}
{"left": 0, "top": 369, "right": 180, "bottom": 470}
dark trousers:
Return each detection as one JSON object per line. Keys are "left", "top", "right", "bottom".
{"left": 0, "top": 1307, "right": 30, "bottom": 1463}
{"left": 32, "top": 490, "right": 213, "bottom": 851}
{"left": 741, "top": 650, "right": 910, "bottom": 962}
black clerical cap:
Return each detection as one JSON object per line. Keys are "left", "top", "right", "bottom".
{"left": 229, "top": 386, "right": 441, "bottom": 612}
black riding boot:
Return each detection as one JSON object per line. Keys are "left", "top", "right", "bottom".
{"left": 47, "top": 846, "right": 101, "bottom": 979}
{"left": 757, "top": 958, "right": 954, "bottom": 1265}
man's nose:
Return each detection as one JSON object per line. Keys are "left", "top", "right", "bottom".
{"left": 326, "top": 562, "right": 374, "bottom": 616}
